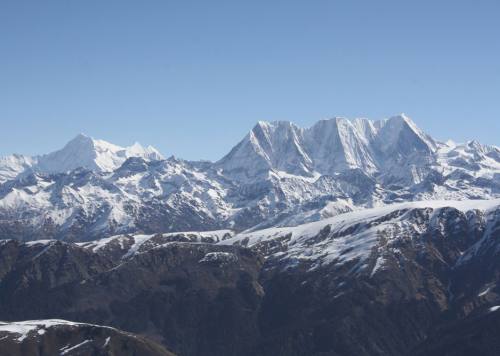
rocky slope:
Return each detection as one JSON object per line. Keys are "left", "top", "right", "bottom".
{"left": 0, "top": 319, "right": 173, "bottom": 356}
{"left": 0, "top": 239, "right": 264, "bottom": 356}
{"left": 1, "top": 200, "right": 500, "bottom": 355}
{"left": 224, "top": 199, "right": 500, "bottom": 355}
{"left": 0, "top": 115, "right": 498, "bottom": 241}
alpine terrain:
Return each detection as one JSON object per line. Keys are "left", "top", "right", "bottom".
{"left": 0, "top": 114, "right": 499, "bottom": 355}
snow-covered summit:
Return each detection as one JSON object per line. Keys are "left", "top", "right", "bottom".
{"left": 217, "top": 114, "right": 439, "bottom": 182}
{"left": 0, "top": 154, "right": 36, "bottom": 184}
{"left": 37, "top": 133, "right": 164, "bottom": 174}
{"left": 0, "top": 134, "right": 164, "bottom": 183}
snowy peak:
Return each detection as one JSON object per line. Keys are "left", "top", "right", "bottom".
{"left": 219, "top": 114, "right": 439, "bottom": 181}
{"left": 375, "top": 114, "right": 437, "bottom": 156}
{"left": 436, "top": 138, "right": 500, "bottom": 176}
{"left": 305, "top": 117, "right": 378, "bottom": 174}
{"left": 126, "top": 142, "right": 164, "bottom": 161}
{"left": 0, "top": 154, "right": 36, "bottom": 183}
{"left": 37, "top": 134, "right": 101, "bottom": 173}
{"left": 36, "top": 134, "right": 164, "bottom": 174}
{"left": 218, "top": 120, "right": 313, "bottom": 180}
{"left": 251, "top": 121, "right": 313, "bottom": 176}
{"left": 0, "top": 134, "right": 164, "bottom": 182}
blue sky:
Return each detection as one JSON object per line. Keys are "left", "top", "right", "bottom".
{"left": 1, "top": 0, "right": 499, "bottom": 160}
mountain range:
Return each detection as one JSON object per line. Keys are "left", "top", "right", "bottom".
{"left": 0, "top": 114, "right": 498, "bottom": 242}
{"left": 1, "top": 114, "right": 500, "bottom": 355}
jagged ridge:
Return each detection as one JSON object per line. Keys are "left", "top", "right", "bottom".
{"left": 0, "top": 114, "right": 498, "bottom": 241}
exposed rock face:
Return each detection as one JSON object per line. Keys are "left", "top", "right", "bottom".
{"left": 0, "top": 320, "right": 174, "bottom": 356}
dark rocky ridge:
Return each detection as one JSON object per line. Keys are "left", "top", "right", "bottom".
{"left": 0, "top": 204, "right": 500, "bottom": 355}
{"left": 234, "top": 206, "right": 500, "bottom": 355}
{"left": 0, "top": 320, "right": 174, "bottom": 356}
{"left": 0, "top": 240, "right": 264, "bottom": 356}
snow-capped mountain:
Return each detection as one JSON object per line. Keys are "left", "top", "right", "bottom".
{"left": 0, "top": 134, "right": 163, "bottom": 183}
{"left": 36, "top": 133, "right": 164, "bottom": 174}
{"left": 0, "top": 114, "right": 498, "bottom": 241}
{"left": 217, "top": 114, "right": 438, "bottom": 183}
{"left": 0, "top": 154, "right": 36, "bottom": 184}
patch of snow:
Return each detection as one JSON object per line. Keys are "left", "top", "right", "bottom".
{"left": 0, "top": 323, "right": 35, "bottom": 342}
{"left": 31, "top": 242, "right": 56, "bottom": 260}
{"left": 25, "top": 240, "right": 56, "bottom": 246}
{"left": 199, "top": 252, "right": 238, "bottom": 265}
{"left": 60, "top": 339, "right": 92, "bottom": 354}
{"left": 478, "top": 287, "right": 491, "bottom": 297}
{"left": 103, "top": 336, "right": 111, "bottom": 347}
{"left": 78, "top": 229, "right": 234, "bottom": 257}
{"left": 370, "top": 256, "right": 385, "bottom": 277}
{"left": 122, "top": 234, "right": 154, "bottom": 258}
{"left": 0, "top": 319, "right": 91, "bottom": 342}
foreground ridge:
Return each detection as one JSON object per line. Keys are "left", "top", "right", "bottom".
{"left": 0, "top": 319, "right": 173, "bottom": 356}
{"left": 0, "top": 198, "right": 499, "bottom": 355}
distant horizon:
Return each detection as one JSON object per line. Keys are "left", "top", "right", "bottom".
{"left": 1, "top": 0, "right": 499, "bottom": 160}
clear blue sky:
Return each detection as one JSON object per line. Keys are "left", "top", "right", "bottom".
{"left": 1, "top": 0, "right": 499, "bottom": 160}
